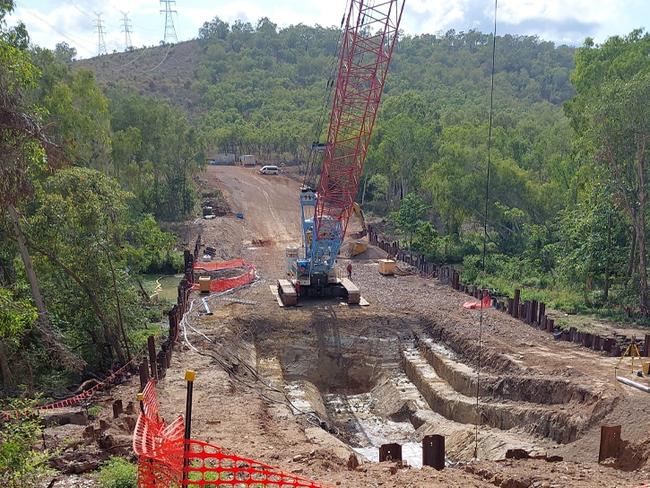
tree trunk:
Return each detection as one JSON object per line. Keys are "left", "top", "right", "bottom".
{"left": 604, "top": 212, "right": 612, "bottom": 303}
{"left": 100, "top": 242, "right": 131, "bottom": 362}
{"left": 0, "top": 339, "right": 13, "bottom": 388}
{"left": 361, "top": 173, "right": 369, "bottom": 205}
{"left": 8, "top": 204, "right": 50, "bottom": 333}
{"left": 626, "top": 220, "right": 637, "bottom": 279}
{"left": 637, "top": 156, "right": 648, "bottom": 315}
{"left": 7, "top": 205, "right": 83, "bottom": 370}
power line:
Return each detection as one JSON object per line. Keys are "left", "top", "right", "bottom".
{"left": 94, "top": 12, "right": 108, "bottom": 56}
{"left": 474, "top": 0, "right": 498, "bottom": 461}
{"left": 160, "top": 0, "right": 178, "bottom": 44}
{"left": 22, "top": 10, "right": 95, "bottom": 57}
{"left": 69, "top": 1, "right": 94, "bottom": 21}
{"left": 121, "top": 11, "right": 133, "bottom": 51}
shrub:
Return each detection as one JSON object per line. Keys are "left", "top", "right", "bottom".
{"left": 97, "top": 457, "right": 137, "bottom": 488}
{"left": 0, "top": 400, "right": 53, "bottom": 488}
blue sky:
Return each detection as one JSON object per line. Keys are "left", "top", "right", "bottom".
{"left": 7, "top": 0, "right": 650, "bottom": 59}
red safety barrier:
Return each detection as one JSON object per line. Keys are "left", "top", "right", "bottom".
{"left": 134, "top": 380, "right": 328, "bottom": 488}
{"left": 1, "top": 354, "right": 140, "bottom": 421}
{"left": 191, "top": 259, "right": 256, "bottom": 293}
{"left": 462, "top": 294, "right": 492, "bottom": 310}
{"left": 193, "top": 258, "right": 248, "bottom": 272}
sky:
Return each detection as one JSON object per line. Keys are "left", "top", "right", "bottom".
{"left": 7, "top": 0, "right": 650, "bottom": 59}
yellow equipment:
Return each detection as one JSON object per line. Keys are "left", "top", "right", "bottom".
{"left": 378, "top": 259, "right": 396, "bottom": 276}
{"left": 198, "top": 275, "right": 211, "bottom": 294}
{"left": 351, "top": 202, "right": 367, "bottom": 237}
{"left": 616, "top": 341, "right": 643, "bottom": 373}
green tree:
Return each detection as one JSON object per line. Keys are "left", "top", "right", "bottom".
{"left": 0, "top": 26, "right": 81, "bottom": 371}
{"left": 391, "top": 193, "right": 429, "bottom": 249}
{"left": 28, "top": 168, "right": 136, "bottom": 366}
{"left": 0, "top": 288, "right": 37, "bottom": 387}
{"left": 568, "top": 31, "right": 650, "bottom": 314}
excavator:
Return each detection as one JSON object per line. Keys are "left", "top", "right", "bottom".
{"left": 276, "top": 0, "right": 405, "bottom": 306}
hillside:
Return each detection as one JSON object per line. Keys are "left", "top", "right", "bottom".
{"left": 75, "top": 40, "right": 202, "bottom": 112}
{"left": 76, "top": 23, "right": 576, "bottom": 156}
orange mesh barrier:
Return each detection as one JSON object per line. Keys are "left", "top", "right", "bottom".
{"left": 135, "top": 381, "right": 328, "bottom": 488}
{"left": 191, "top": 259, "right": 256, "bottom": 293}
{"left": 184, "top": 439, "right": 326, "bottom": 487}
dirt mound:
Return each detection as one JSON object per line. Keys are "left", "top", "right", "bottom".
{"left": 339, "top": 241, "right": 387, "bottom": 260}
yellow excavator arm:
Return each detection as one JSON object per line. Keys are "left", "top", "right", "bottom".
{"left": 351, "top": 202, "right": 367, "bottom": 236}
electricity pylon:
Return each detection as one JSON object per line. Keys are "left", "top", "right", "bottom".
{"left": 160, "top": 0, "right": 178, "bottom": 43}
{"left": 95, "top": 12, "right": 107, "bottom": 55}
{"left": 121, "top": 11, "right": 133, "bottom": 50}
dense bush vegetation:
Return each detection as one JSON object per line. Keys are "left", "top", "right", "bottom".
{"left": 0, "top": 1, "right": 189, "bottom": 395}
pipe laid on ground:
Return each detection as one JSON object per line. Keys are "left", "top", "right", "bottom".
{"left": 616, "top": 376, "right": 650, "bottom": 393}
{"left": 201, "top": 297, "right": 213, "bottom": 315}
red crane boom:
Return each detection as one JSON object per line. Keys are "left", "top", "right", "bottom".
{"left": 315, "top": 0, "right": 405, "bottom": 242}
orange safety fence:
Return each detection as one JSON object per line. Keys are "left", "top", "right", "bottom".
{"left": 0, "top": 353, "right": 140, "bottom": 421}
{"left": 134, "top": 380, "right": 328, "bottom": 488}
{"left": 192, "top": 259, "right": 257, "bottom": 293}
{"left": 193, "top": 258, "right": 249, "bottom": 272}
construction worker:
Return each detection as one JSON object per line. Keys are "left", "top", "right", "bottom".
{"left": 346, "top": 262, "right": 353, "bottom": 280}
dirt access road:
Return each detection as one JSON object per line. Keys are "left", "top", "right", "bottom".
{"left": 153, "top": 165, "right": 650, "bottom": 488}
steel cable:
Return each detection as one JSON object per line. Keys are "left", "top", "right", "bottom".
{"left": 474, "top": 0, "right": 498, "bottom": 460}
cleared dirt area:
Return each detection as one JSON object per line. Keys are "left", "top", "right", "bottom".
{"left": 155, "top": 166, "right": 650, "bottom": 487}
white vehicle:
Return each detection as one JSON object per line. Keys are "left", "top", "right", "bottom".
{"left": 260, "top": 165, "right": 279, "bottom": 175}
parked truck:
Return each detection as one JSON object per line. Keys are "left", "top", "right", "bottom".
{"left": 239, "top": 155, "right": 257, "bottom": 166}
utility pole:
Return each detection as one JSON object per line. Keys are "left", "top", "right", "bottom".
{"left": 121, "top": 11, "right": 133, "bottom": 51}
{"left": 160, "top": 0, "right": 178, "bottom": 44}
{"left": 94, "top": 12, "right": 107, "bottom": 55}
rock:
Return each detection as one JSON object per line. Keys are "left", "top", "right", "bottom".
{"left": 82, "top": 425, "right": 95, "bottom": 441}
{"left": 43, "top": 410, "right": 88, "bottom": 427}
{"left": 347, "top": 453, "right": 360, "bottom": 470}
{"left": 50, "top": 451, "right": 107, "bottom": 474}
{"left": 122, "top": 416, "right": 137, "bottom": 433}
{"left": 98, "top": 433, "right": 115, "bottom": 450}
{"left": 506, "top": 448, "right": 530, "bottom": 460}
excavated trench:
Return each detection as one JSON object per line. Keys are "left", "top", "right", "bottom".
{"left": 251, "top": 310, "right": 615, "bottom": 465}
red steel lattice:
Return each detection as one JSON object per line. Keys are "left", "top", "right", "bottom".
{"left": 315, "top": 0, "right": 405, "bottom": 241}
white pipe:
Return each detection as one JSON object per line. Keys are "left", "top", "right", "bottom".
{"left": 616, "top": 376, "right": 650, "bottom": 393}
{"left": 201, "top": 297, "right": 212, "bottom": 315}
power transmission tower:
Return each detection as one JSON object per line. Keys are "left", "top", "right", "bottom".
{"left": 121, "top": 11, "right": 133, "bottom": 50}
{"left": 160, "top": 0, "right": 178, "bottom": 43}
{"left": 94, "top": 12, "right": 107, "bottom": 55}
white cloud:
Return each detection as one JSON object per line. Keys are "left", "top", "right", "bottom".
{"left": 498, "top": 0, "right": 618, "bottom": 24}
{"left": 6, "top": 0, "right": 648, "bottom": 58}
